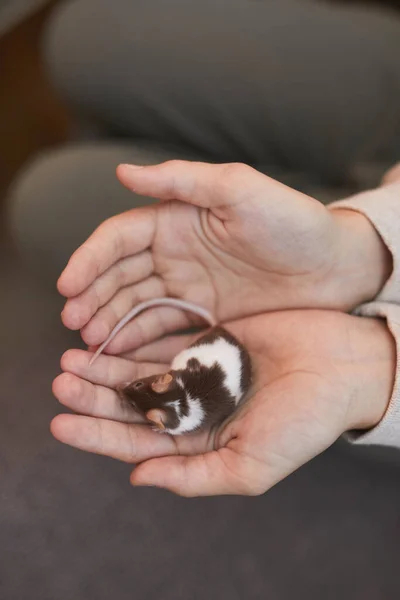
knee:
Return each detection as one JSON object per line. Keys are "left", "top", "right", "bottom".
{"left": 7, "top": 144, "right": 126, "bottom": 284}
{"left": 7, "top": 142, "right": 163, "bottom": 284}
{"left": 8, "top": 148, "right": 84, "bottom": 284}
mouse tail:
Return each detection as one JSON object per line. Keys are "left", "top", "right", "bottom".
{"left": 88, "top": 297, "right": 216, "bottom": 366}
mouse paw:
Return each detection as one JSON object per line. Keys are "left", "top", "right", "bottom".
{"left": 150, "top": 425, "right": 166, "bottom": 435}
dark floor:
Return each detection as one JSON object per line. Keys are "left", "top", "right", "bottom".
{"left": 1, "top": 2, "right": 400, "bottom": 599}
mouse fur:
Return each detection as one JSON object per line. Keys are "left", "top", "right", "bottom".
{"left": 119, "top": 326, "right": 252, "bottom": 435}
{"left": 88, "top": 297, "right": 252, "bottom": 434}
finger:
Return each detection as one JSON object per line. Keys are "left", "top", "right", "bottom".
{"left": 51, "top": 414, "right": 178, "bottom": 463}
{"left": 131, "top": 448, "right": 246, "bottom": 497}
{"left": 52, "top": 373, "right": 146, "bottom": 423}
{"left": 80, "top": 275, "right": 166, "bottom": 344}
{"left": 57, "top": 205, "right": 156, "bottom": 298}
{"left": 117, "top": 161, "right": 269, "bottom": 210}
{"left": 60, "top": 349, "right": 167, "bottom": 388}
{"left": 83, "top": 304, "right": 198, "bottom": 355}
{"left": 123, "top": 333, "right": 199, "bottom": 363}
{"left": 61, "top": 252, "right": 154, "bottom": 330}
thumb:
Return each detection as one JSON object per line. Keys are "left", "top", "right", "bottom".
{"left": 130, "top": 448, "right": 252, "bottom": 497}
{"left": 117, "top": 160, "right": 286, "bottom": 212}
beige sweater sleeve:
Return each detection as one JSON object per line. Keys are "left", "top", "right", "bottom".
{"left": 329, "top": 178, "right": 400, "bottom": 447}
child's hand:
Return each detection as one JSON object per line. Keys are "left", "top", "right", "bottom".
{"left": 52, "top": 310, "right": 395, "bottom": 497}
{"left": 57, "top": 161, "right": 390, "bottom": 356}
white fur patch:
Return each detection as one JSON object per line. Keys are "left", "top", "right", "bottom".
{"left": 171, "top": 337, "right": 243, "bottom": 402}
{"left": 166, "top": 399, "right": 181, "bottom": 417}
{"left": 166, "top": 393, "right": 204, "bottom": 435}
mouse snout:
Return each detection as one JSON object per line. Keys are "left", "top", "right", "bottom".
{"left": 116, "top": 381, "right": 141, "bottom": 403}
{"left": 116, "top": 380, "right": 149, "bottom": 405}
{"left": 116, "top": 380, "right": 144, "bottom": 393}
{"left": 116, "top": 382, "right": 130, "bottom": 394}
{"left": 132, "top": 380, "right": 145, "bottom": 391}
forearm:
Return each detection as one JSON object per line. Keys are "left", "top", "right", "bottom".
{"left": 344, "top": 302, "right": 400, "bottom": 448}
{"left": 328, "top": 207, "right": 393, "bottom": 307}
{"left": 329, "top": 167, "right": 400, "bottom": 447}
{"left": 329, "top": 179, "right": 400, "bottom": 306}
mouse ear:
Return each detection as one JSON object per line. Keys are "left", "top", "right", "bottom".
{"left": 150, "top": 373, "right": 173, "bottom": 394}
{"left": 146, "top": 409, "right": 167, "bottom": 430}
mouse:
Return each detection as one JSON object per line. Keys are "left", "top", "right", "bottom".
{"left": 88, "top": 298, "right": 252, "bottom": 435}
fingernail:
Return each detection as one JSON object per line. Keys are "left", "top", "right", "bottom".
{"left": 131, "top": 477, "right": 158, "bottom": 488}
{"left": 132, "top": 480, "right": 154, "bottom": 487}
{"left": 139, "top": 484, "right": 158, "bottom": 488}
{"left": 119, "top": 164, "right": 144, "bottom": 171}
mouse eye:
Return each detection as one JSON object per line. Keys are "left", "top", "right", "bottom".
{"left": 133, "top": 381, "right": 144, "bottom": 390}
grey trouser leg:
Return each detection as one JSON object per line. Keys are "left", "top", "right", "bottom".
{"left": 7, "top": 0, "right": 400, "bottom": 284}
{"left": 43, "top": 0, "right": 400, "bottom": 182}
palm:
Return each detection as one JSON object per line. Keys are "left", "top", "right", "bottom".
{"left": 52, "top": 310, "right": 375, "bottom": 496}
{"left": 150, "top": 196, "right": 332, "bottom": 321}
{"left": 58, "top": 161, "right": 340, "bottom": 353}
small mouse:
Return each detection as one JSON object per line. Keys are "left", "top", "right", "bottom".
{"left": 89, "top": 298, "right": 252, "bottom": 435}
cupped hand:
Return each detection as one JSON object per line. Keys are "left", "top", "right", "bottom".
{"left": 52, "top": 310, "right": 395, "bottom": 497}
{"left": 57, "top": 161, "right": 390, "bottom": 356}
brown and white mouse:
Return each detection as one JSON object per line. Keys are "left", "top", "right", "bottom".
{"left": 89, "top": 298, "right": 252, "bottom": 435}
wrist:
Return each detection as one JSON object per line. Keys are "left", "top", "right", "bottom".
{"left": 327, "top": 208, "right": 392, "bottom": 310}
{"left": 344, "top": 317, "right": 396, "bottom": 433}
